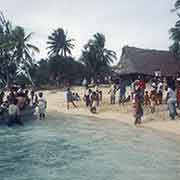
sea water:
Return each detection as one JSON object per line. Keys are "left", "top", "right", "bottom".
{"left": 0, "top": 114, "right": 180, "bottom": 180}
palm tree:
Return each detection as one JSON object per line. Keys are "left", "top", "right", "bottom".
{"left": 172, "top": 0, "right": 180, "bottom": 11}
{"left": 11, "top": 26, "right": 39, "bottom": 86}
{"left": 93, "top": 33, "right": 116, "bottom": 65}
{"left": 80, "top": 33, "right": 116, "bottom": 77}
{"left": 47, "top": 28, "right": 75, "bottom": 57}
{"left": 169, "top": 14, "right": 180, "bottom": 57}
{"left": 0, "top": 12, "right": 15, "bottom": 87}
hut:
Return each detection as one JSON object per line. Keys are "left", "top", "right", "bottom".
{"left": 114, "top": 46, "right": 180, "bottom": 78}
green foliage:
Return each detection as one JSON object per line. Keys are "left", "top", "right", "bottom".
{"left": 80, "top": 33, "right": 116, "bottom": 78}
{"left": 173, "top": 0, "right": 180, "bottom": 11}
{"left": 0, "top": 12, "right": 39, "bottom": 87}
{"left": 32, "top": 56, "right": 85, "bottom": 85}
{"left": 47, "top": 28, "right": 75, "bottom": 57}
{"left": 169, "top": 1, "right": 180, "bottom": 57}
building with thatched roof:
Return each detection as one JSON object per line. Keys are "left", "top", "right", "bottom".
{"left": 114, "top": 46, "right": 180, "bottom": 77}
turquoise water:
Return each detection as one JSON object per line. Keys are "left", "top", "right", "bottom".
{"left": 0, "top": 114, "right": 180, "bottom": 180}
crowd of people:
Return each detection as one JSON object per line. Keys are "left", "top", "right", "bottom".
{"left": 65, "top": 85, "right": 102, "bottom": 114}
{"left": 0, "top": 85, "right": 47, "bottom": 126}
{"left": 64, "top": 73, "right": 180, "bottom": 126}
{"left": 2, "top": 73, "right": 180, "bottom": 127}
{"left": 129, "top": 75, "right": 180, "bottom": 125}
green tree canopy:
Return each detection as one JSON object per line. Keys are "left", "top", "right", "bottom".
{"left": 169, "top": 1, "right": 180, "bottom": 57}
{"left": 80, "top": 33, "right": 116, "bottom": 78}
{"left": 47, "top": 28, "right": 75, "bottom": 57}
{"left": 0, "top": 12, "right": 39, "bottom": 87}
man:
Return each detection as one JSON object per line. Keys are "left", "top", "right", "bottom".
{"left": 65, "top": 88, "right": 77, "bottom": 110}
{"left": 108, "top": 83, "right": 116, "bottom": 104}
{"left": 117, "top": 79, "right": 126, "bottom": 104}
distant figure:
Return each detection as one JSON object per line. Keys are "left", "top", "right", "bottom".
{"left": 24, "top": 90, "right": 30, "bottom": 106}
{"left": 138, "top": 77, "right": 146, "bottom": 101}
{"left": 176, "top": 73, "right": 180, "bottom": 109}
{"left": 82, "top": 78, "right": 87, "bottom": 87}
{"left": 144, "top": 91, "right": 151, "bottom": 106}
{"left": 84, "top": 88, "right": 92, "bottom": 107}
{"left": 156, "top": 81, "right": 163, "bottom": 105}
{"left": 117, "top": 80, "right": 126, "bottom": 104}
{"left": 108, "top": 83, "right": 116, "bottom": 104}
{"left": 38, "top": 92, "right": 47, "bottom": 120}
{"left": 133, "top": 88, "right": 143, "bottom": 125}
{"left": 72, "top": 92, "right": 81, "bottom": 101}
{"left": 0, "top": 91, "right": 5, "bottom": 105}
{"left": 166, "top": 85, "right": 177, "bottom": 120}
{"left": 30, "top": 91, "right": 38, "bottom": 107}
{"left": 150, "top": 83, "right": 157, "bottom": 113}
{"left": 90, "top": 91, "right": 98, "bottom": 113}
{"left": 8, "top": 99, "right": 22, "bottom": 126}
{"left": 65, "top": 88, "right": 77, "bottom": 110}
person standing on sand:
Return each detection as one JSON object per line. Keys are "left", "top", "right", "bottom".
{"left": 138, "top": 76, "right": 146, "bottom": 102}
{"left": 65, "top": 88, "right": 77, "bottom": 110}
{"left": 108, "top": 83, "right": 116, "bottom": 104}
{"left": 117, "top": 79, "right": 126, "bottom": 104}
{"left": 150, "top": 83, "right": 157, "bottom": 113}
{"left": 38, "top": 92, "right": 47, "bottom": 120}
{"left": 166, "top": 84, "right": 177, "bottom": 120}
{"left": 90, "top": 91, "right": 99, "bottom": 113}
{"left": 133, "top": 87, "right": 144, "bottom": 125}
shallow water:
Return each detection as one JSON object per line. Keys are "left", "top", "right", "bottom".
{"left": 0, "top": 114, "right": 180, "bottom": 180}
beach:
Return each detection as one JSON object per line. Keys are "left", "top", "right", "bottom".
{"left": 42, "top": 86, "right": 180, "bottom": 137}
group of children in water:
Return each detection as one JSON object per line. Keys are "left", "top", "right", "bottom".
{"left": 0, "top": 85, "right": 47, "bottom": 126}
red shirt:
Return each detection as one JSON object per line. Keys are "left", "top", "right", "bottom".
{"left": 139, "top": 80, "right": 146, "bottom": 90}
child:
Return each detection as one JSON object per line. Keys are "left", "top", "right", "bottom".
{"left": 38, "top": 92, "right": 47, "bottom": 119}
{"left": 8, "top": 99, "right": 22, "bottom": 126}
{"left": 30, "top": 90, "right": 38, "bottom": 107}
{"left": 156, "top": 81, "right": 163, "bottom": 105}
{"left": 84, "top": 88, "right": 92, "bottom": 107}
{"left": 90, "top": 91, "right": 98, "bottom": 113}
{"left": 150, "top": 85, "right": 157, "bottom": 113}
{"left": 144, "top": 91, "right": 151, "bottom": 106}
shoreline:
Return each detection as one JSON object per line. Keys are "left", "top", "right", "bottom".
{"left": 42, "top": 87, "right": 180, "bottom": 140}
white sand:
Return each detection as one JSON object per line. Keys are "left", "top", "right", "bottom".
{"left": 42, "top": 86, "right": 180, "bottom": 136}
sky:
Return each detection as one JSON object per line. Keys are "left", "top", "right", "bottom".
{"left": 0, "top": 0, "right": 178, "bottom": 63}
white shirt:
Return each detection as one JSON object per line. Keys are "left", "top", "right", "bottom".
{"left": 38, "top": 97, "right": 47, "bottom": 110}
{"left": 8, "top": 104, "right": 18, "bottom": 115}
{"left": 167, "top": 88, "right": 176, "bottom": 101}
{"left": 157, "top": 82, "right": 163, "bottom": 93}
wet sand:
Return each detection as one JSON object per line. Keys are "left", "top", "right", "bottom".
{"left": 42, "top": 86, "right": 180, "bottom": 136}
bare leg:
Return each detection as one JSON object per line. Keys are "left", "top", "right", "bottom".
{"left": 67, "top": 102, "right": 69, "bottom": 110}
{"left": 71, "top": 101, "right": 77, "bottom": 108}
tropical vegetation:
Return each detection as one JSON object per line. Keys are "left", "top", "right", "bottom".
{"left": 169, "top": 0, "right": 180, "bottom": 57}
{"left": 47, "top": 28, "right": 75, "bottom": 57}
{"left": 80, "top": 33, "right": 117, "bottom": 79}
{"left": 0, "top": 12, "right": 117, "bottom": 87}
{"left": 0, "top": 12, "right": 39, "bottom": 87}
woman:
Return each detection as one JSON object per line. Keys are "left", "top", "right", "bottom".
{"left": 166, "top": 85, "right": 177, "bottom": 120}
{"left": 133, "top": 88, "right": 144, "bottom": 125}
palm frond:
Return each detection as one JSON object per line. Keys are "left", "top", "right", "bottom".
{"left": 26, "top": 43, "right": 40, "bottom": 53}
